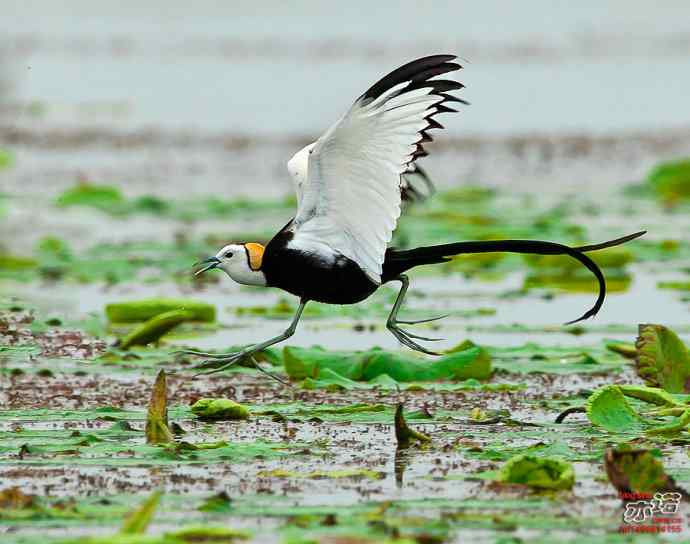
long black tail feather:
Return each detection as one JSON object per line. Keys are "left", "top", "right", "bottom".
{"left": 382, "top": 231, "right": 646, "bottom": 325}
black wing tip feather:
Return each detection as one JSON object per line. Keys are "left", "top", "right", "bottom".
{"left": 359, "top": 54, "right": 466, "bottom": 170}
{"left": 401, "top": 164, "right": 435, "bottom": 203}
{"left": 361, "top": 54, "right": 462, "bottom": 101}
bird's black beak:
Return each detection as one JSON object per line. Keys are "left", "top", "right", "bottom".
{"left": 194, "top": 256, "right": 221, "bottom": 276}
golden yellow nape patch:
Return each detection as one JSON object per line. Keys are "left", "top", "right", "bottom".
{"left": 244, "top": 243, "right": 265, "bottom": 271}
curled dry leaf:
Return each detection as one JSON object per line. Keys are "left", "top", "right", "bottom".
{"left": 106, "top": 298, "right": 216, "bottom": 323}
{"left": 145, "top": 370, "right": 173, "bottom": 445}
{"left": 119, "top": 310, "right": 192, "bottom": 350}
{"left": 604, "top": 446, "right": 688, "bottom": 498}
{"left": 0, "top": 487, "right": 36, "bottom": 509}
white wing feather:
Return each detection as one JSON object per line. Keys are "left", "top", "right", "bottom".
{"left": 287, "top": 56, "right": 464, "bottom": 283}
{"left": 286, "top": 142, "right": 315, "bottom": 209}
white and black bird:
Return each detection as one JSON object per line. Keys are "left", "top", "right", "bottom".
{"left": 187, "top": 55, "right": 644, "bottom": 372}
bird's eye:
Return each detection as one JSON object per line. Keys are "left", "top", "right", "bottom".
{"left": 224, "top": 251, "right": 233, "bottom": 258}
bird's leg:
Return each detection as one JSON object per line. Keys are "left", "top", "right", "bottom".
{"left": 192, "top": 300, "right": 308, "bottom": 375}
{"left": 386, "top": 275, "right": 445, "bottom": 356}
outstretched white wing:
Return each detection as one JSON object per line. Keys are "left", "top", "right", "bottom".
{"left": 287, "top": 145, "right": 434, "bottom": 209}
{"left": 287, "top": 142, "right": 316, "bottom": 209}
{"left": 290, "top": 55, "right": 465, "bottom": 283}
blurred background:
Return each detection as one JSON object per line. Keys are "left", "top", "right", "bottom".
{"left": 3, "top": 1, "right": 690, "bottom": 194}
{"left": 5, "top": 5, "right": 690, "bottom": 541}
{"left": 1, "top": 1, "right": 690, "bottom": 344}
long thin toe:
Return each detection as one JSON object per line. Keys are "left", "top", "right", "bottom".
{"left": 403, "top": 338, "right": 442, "bottom": 356}
{"left": 249, "top": 357, "right": 292, "bottom": 387}
{"left": 176, "top": 349, "right": 221, "bottom": 358}
{"left": 390, "top": 327, "right": 442, "bottom": 356}
{"left": 182, "top": 350, "right": 242, "bottom": 359}
{"left": 402, "top": 330, "right": 444, "bottom": 342}
{"left": 192, "top": 356, "right": 242, "bottom": 374}
{"left": 191, "top": 359, "right": 225, "bottom": 371}
{"left": 396, "top": 313, "right": 449, "bottom": 325}
{"left": 193, "top": 366, "right": 230, "bottom": 378}
{"left": 174, "top": 349, "right": 206, "bottom": 357}
{"left": 389, "top": 328, "right": 418, "bottom": 352}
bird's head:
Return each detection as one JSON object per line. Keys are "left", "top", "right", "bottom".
{"left": 194, "top": 243, "right": 267, "bottom": 286}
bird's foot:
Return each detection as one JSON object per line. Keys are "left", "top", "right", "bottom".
{"left": 191, "top": 349, "right": 292, "bottom": 386}
{"left": 192, "top": 350, "right": 250, "bottom": 375}
{"left": 188, "top": 345, "right": 292, "bottom": 387}
{"left": 386, "top": 319, "right": 444, "bottom": 356}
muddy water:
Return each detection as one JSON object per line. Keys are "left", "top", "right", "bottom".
{"left": 2, "top": 3, "right": 690, "bottom": 543}
{"left": 3, "top": 263, "right": 690, "bottom": 353}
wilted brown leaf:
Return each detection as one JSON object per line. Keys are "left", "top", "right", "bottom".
{"left": 604, "top": 446, "right": 688, "bottom": 497}
{"left": 0, "top": 487, "right": 35, "bottom": 509}
{"left": 145, "top": 370, "right": 173, "bottom": 445}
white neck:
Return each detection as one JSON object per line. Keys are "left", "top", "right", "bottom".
{"left": 222, "top": 265, "right": 267, "bottom": 286}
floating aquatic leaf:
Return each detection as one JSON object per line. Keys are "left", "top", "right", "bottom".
{"left": 301, "top": 367, "right": 520, "bottom": 392}
{"left": 257, "top": 468, "right": 384, "bottom": 480}
{"left": 496, "top": 454, "right": 575, "bottom": 490}
{"left": 617, "top": 384, "right": 677, "bottom": 407}
{"left": 283, "top": 345, "right": 491, "bottom": 382}
{"left": 524, "top": 270, "right": 632, "bottom": 294}
{"left": 467, "top": 438, "right": 601, "bottom": 463}
{"left": 645, "top": 409, "right": 690, "bottom": 435}
{"left": 523, "top": 246, "right": 634, "bottom": 270}
{"left": 106, "top": 299, "right": 216, "bottom": 323}
{"left": 54, "top": 182, "right": 293, "bottom": 220}
{"left": 166, "top": 526, "right": 249, "bottom": 542}
{"left": 658, "top": 281, "right": 690, "bottom": 291}
{"left": 146, "top": 370, "right": 172, "bottom": 445}
{"left": 636, "top": 324, "right": 690, "bottom": 393}
{"left": 586, "top": 385, "right": 645, "bottom": 433}
{"left": 488, "top": 343, "right": 626, "bottom": 375}
{"left": 604, "top": 445, "right": 687, "bottom": 496}
{"left": 585, "top": 384, "right": 690, "bottom": 436}
{"left": 120, "top": 491, "right": 161, "bottom": 534}
{"left": 58, "top": 524, "right": 248, "bottom": 544}
{"left": 605, "top": 340, "right": 637, "bottom": 359}
{"left": 119, "top": 310, "right": 192, "bottom": 350}
{"left": 0, "top": 254, "right": 38, "bottom": 270}
{"left": 191, "top": 398, "right": 249, "bottom": 420}
{"left": 0, "top": 149, "right": 14, "bottom": 169}
{"left": 198, "top": 492, "right": 233, "bottom": 513}
{"left": 395, "top": 404, "right": 431, "bottom": 448}
{"left": 57, "top": 183, "right": 125, "bottom": 211}
{"left": 647, "top": 157, "right": 690, "bottom": 203}
{"left": 173, "top": 441, "right": 229, "bottom": 452}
